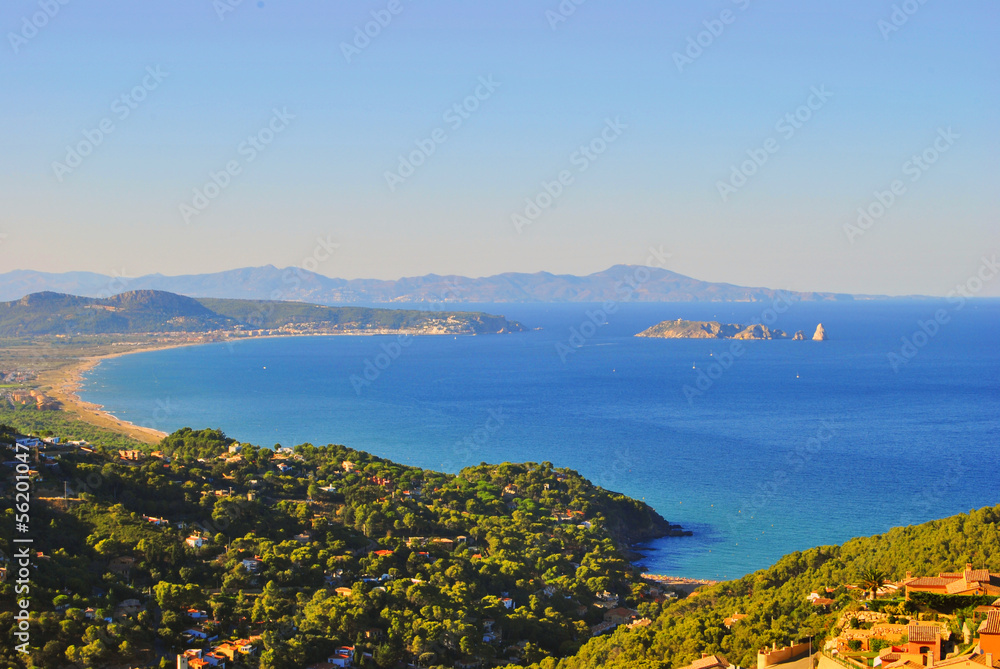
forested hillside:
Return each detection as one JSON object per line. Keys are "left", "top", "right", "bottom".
{"left": 0, "top": 426, "right": 677, "bottom": 668}
{"left": 519, "top": 506, "right": 1000, "bottom": 669}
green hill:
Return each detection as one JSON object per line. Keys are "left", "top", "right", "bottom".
{"left": 517, "top": 506, "right": 1000, "bottom": 669}
{"left": 1, "top": 415, "right": 997, "bottom": 669}
{"left": 0, "top": 425, "right": 682, "bottom": 669}
{"left": 0, "top": 290, "right": 526, "bottom": 336}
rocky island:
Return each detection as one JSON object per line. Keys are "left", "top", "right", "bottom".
{"left": 637, "top": 319, "right": 827, "bottom": 340}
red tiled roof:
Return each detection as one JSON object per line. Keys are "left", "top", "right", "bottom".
{"left": 980, "top": 610, "right": 1000, "bottom": 635}
{"left": 606, "top": 607, "right": 636, "bottom": 617}
{"left": 907, "top": 624, "right": 940, "bottom": 643}
{"left": 682, "top": 655, "right": 731, "bottom": 669}
{"left": 907, "top": 577, "right": 960, "bottom": 587}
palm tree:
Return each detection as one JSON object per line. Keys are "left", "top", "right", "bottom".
{"left": 858, "top": 567, "right": 888, "bottom": 600}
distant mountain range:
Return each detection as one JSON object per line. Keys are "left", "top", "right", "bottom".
{"left": 0, "top": 291, "right": 525, "bottom": 337}
{"left": 0, "top": 266, "right": 871, "bottom": 304}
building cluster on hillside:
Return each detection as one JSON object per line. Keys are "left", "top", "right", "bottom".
{"left": 903, "top": 565, "right": 1000, "bottom": 598}
{"left": 681, "top": 566, "right": 1000, "bottom": 669}
{"left": 818, "top": 565, "right": 1000, "bottom": 669}
{"left": 305, "top": 646, "right": 367, "bottom": 668}
{"left": 176, "top": 636, "right": 258, "bottom": 668}
{"left": 0, "top": 367, "right": 56, "bottom": 409}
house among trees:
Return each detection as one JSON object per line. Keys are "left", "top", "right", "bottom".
{"left": 604, "top": 606, "right": 640, "bottom": 626}
{"left": 107, "top": 555, "right": 136, "bottom": 575}
{"left": 724, "top": 613, "right": 748, "bottom": 628}
{"left": 241, "top": 556, "right": 262, "bottom": 572}
{"left": 903, "top": 564, "right": 1000, "bottom": 597}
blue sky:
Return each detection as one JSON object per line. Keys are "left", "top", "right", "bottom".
{"left": 1, "top": 0, "right": 997, "bottom": 295}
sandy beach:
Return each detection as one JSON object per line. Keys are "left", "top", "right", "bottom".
{"left": 32, "top": 329, "right": 461, "bottom": 445}
{"left": 36, "top": 342, "right": 203, "bottom": 445}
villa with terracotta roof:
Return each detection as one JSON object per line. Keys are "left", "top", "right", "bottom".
{"left": 883, "top": 650, "right": 1000, "bottom": 669}
{"left": 724, "top": 613, "right": 748, "bottom": 628}
{"left": 903, "top": 564, "right": 1000, "bottom": 598}
{"left": 980, "top": 610, "right": 1000, "bottom": 656}
{"left": 906, "top": 623, "right": 945, "bottom": 661}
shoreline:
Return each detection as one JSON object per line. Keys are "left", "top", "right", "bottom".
{"left": 33, "top": 334, "right": 725, "bottom": 583}
{"left": 33, "top": 329, "right": 495, "bottom": 446}
{"left": 642, "top": 574, "right": 719, "bottom": 594}
{"left": 37, "top": 340, "right": 207, "bottom": 445}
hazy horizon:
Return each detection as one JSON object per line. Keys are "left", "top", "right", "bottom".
{"left": 6, "top": 261, "right": 999, "bottom": 300}
{"left": 2, "top": 1, "right": 997, "bottom": 296}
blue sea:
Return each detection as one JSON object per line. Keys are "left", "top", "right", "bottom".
{"left": 79, "top": 300, "right": 1000, "bottom": 580}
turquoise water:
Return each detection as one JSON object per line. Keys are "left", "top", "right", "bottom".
{"left": 80, "top": 300, "right": 1000, "bottom": 580}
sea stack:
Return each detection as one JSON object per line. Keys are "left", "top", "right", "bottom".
{"left": 812, "top": 324, "right": 827, "bottom": 341}
{"left": 792, "top": 330, "right": 805, "bottom": 340}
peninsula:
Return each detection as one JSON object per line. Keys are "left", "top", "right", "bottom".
{"left": 637, "top": 319, "right": 827, "bottom": 341}
{"left": 0, "top": 424, "right": 690, "bottom": 668}
{"left": 0, "top": 290, "right": 527, "bottom": 337}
